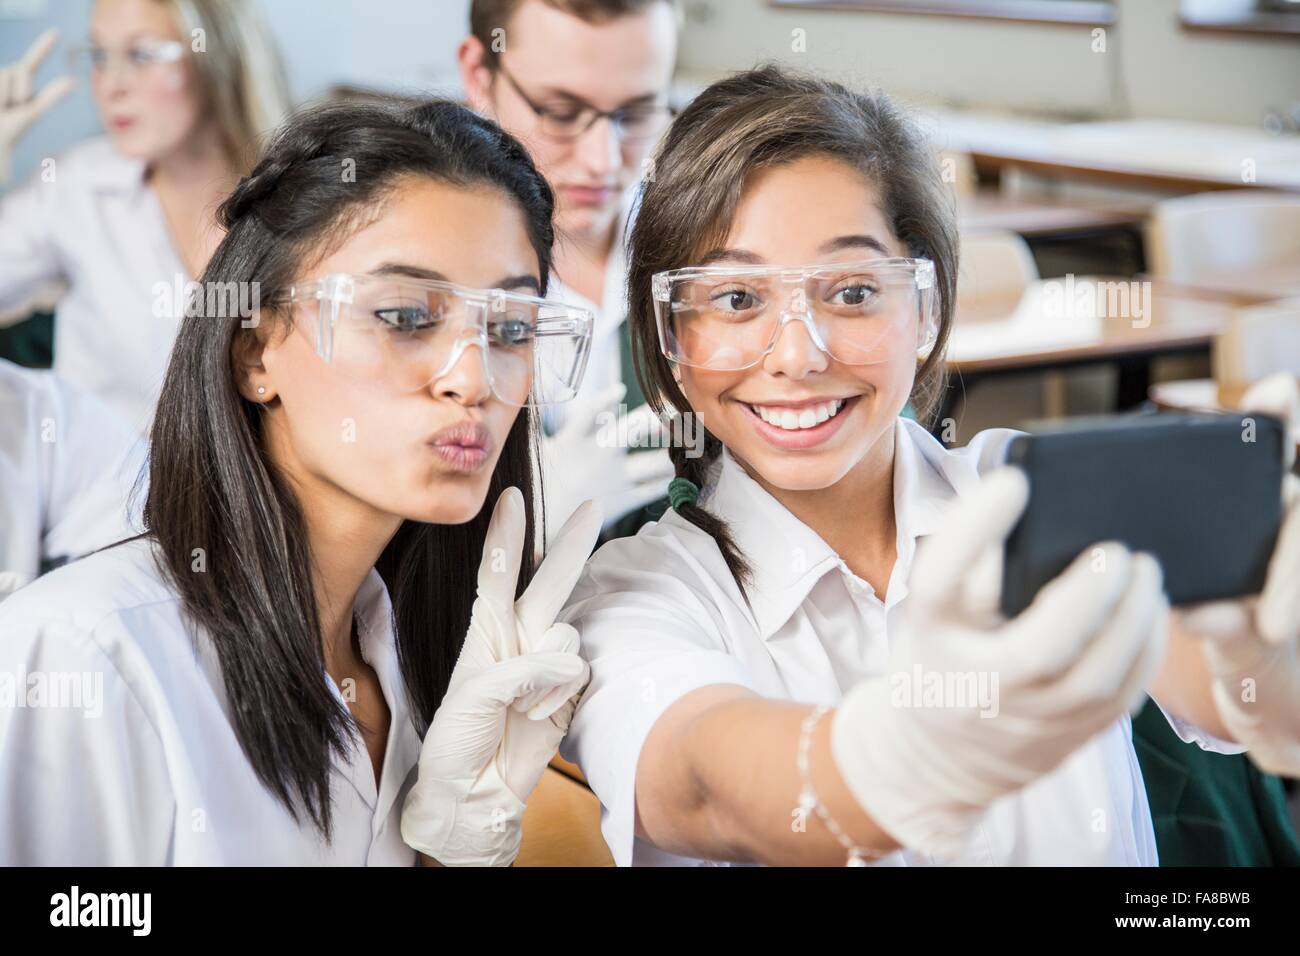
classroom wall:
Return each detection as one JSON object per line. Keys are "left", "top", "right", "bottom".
{"left": 675, "top": 0, "right": 1300, "bottom": 124}
{"left": 3, "top": 0, "right": 1297, "bottom": 185}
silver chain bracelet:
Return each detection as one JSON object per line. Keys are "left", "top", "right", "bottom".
{"left": 796, "top": 705, "right": 880, "bottom": 867}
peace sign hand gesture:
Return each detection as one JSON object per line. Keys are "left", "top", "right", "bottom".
{"left": 401, "top": 487, "right": 601, "bottom": 866}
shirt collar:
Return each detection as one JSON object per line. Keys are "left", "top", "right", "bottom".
{"left": 331, "top": 569, "right": 423, "bottom": 814}
{"left": 704, "top": 417, "right": 961, "bottom": 640}
{"left": 82, "top": 139, "right": 150, "bottom": 195}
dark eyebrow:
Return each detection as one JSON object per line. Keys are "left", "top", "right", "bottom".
{"left": 371, "top": 263, "right": 448, "bottom": 281}
{"left": 692, "top": 235, "right": 893, "bottom": 268}
{"left": 694, "top": 248, "right": 767, "bottom": 267}
{"left": 370, "top": 263, "right": 539, "bottom": 293}
{"left": 818, "top": 235, "right": 893, "bottom": 257}
{"left": 497, "top": 274, "right": 541, "bottom": 294}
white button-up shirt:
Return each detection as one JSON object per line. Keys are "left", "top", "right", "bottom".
{"left": 0, "top": 538, "right": 421, "bottom": 865}
{"left": 562, "top": 417, "right": 1220, "bottom": 866}
{"left": 0, "top": 137, "right": 189, "bottom": 433}
{"left": 544, "top": 192, "right": 635, "bottom": 423}
{"left": 0, "top": 358, "right": 145, "bottom": 585}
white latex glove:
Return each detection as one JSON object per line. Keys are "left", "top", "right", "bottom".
{"left": 540, "top": 382, "right": 674, "bottom": 542}
{"left": 400, "top": 487, "right": 602, "bottom": 866}
{"left": 831, "top": 468, "right": 1169, "bottom": 858}
{"left": 0, "top": 30, "right": 75, "bottom": 182}
{"left": 1185, "top": 373, "right": 1300, "bottom": 777}
{"left": 0, "top": 571, "right": 33, "bottom": 602}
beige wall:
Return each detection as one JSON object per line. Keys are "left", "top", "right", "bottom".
{"left": 675, "top": 0, "right": 1300, "bottom": 126}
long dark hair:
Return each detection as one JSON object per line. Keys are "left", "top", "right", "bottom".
{"left": 626, "top": 64, "right": 960, "bottom": 589}
{"left": 144, "top": 99, "right": 555, "bottom": 838}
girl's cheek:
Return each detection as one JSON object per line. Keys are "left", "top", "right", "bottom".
{"left": 145, "top": 70, "right": 201, "bottom": 131}
{"left": 680, "top": 368, "right": 742, "bottom": 434}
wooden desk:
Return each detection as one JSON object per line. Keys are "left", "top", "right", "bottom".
{"left": 1149, "top": 376, "right": 1300, "bottom": 457}
{"left": 959, "top": 191, "right": 1147, "bottom": 239}
{"left": 1149, "top": 378, "right": 1243, "bottom": 412}
{"left": 1145, "top": 262, "right": 1300, "bottom": 306}
{"left": 940, "top": 280, "right": 1234, "bottom": 424}
{"left": 927, "top": 114, "right": 1300, "bottom": 193}
{"left": 516, "top": 767, "right": 613, "bottom": 867}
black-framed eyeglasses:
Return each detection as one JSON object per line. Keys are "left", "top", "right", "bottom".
{"left": 496, "top": 62, "right": 673, "bottom": 145}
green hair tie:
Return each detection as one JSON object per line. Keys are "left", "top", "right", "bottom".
{"left": 668, "top": 476, "right": 700, "bottom": 513}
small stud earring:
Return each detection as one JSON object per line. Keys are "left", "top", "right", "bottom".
{"left": 257, "top": 386, "right": 266, "bottom": 396}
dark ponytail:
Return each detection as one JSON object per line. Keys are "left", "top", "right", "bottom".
{"left": 144, "top": 99, "right": 554, "bottom": 838}
{"left": 664, "top": 430, "right": 751, "bottom": 588}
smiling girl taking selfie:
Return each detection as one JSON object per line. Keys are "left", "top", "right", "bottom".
{"left": 558, "top": 65, "right": 1300, "bottom": 867}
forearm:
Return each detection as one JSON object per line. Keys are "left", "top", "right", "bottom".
{"left": 634, "top": 685, "right": 902, "bottom": 865}
{"left": 1150, "top": 616, "right": 1236, "bottom": 743}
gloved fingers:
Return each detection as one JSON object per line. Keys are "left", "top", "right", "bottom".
{"left": 470, "top": 652, "right": 589, "bottom": 712}
{"left": 515, "top": 500, "right": 602, "bottom": 639}
{"left": 528, "top": 621, "right": 581, "bottom": 656}
{"left": 952, "top": 542, "right": 1132, "bottom": 683}
{"left": 451, "top": 605, "right": 510, "bottom": 676}
{"left": 1208, "top": 679, "right": 1266, "bottom": 743}
{"left": 1258, "top": 487, "right": 1300, "bottom": 645}
{"left": 910, "top": 467, "right": 1030, "bottom": 616}
{"left": 540, "top": 696, "right": 581, "bottom": 735}
{"left": 518, "top": 627, "right": 588, "bottom": 718}
{"left": 7, "top": 30, "right": 60, "bottom": 110}
{"left": 1180, "top": 599, "right": 1254, "bottom": 641}
{"left": 18, "top": 29, "right": 60, "bottom": 76}
{"left": 1195, "top": 602, "right": 1273, "bottom": 677}
{"left": 1057, "top": 553, "right": 1168, "bottom": 717}
{"left": 475, "top": 487, "right": 526, "bottom": 609}
{"left": 506, "top": 650, "right": 589, "bottom": 719}
{"left": 25, "top": 75, "right": 74, "bottom": 125}
{"left": 1240, "top": 372, "right": 1299, "bottom": 472}
{"left": 515, "top": 662, "right": 589, "bottom": 721}
{"left": 958, "top": 540, "right": 1004, "bottom": 624}
{"left": 1011, "top": 542, "right": 1133, "bottom": 677}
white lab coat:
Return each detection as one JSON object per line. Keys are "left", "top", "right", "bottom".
{"left": 0, "top": 537, "right": 421, "bottom": 865}
{"left": 0, "top": 137, "right": 190, "bottom": 432}
{"left": 560, "top": 417, "right": 1237, "bottom": 866}
{"left": 0, "top": 358, "right": 145, "bottom": 587}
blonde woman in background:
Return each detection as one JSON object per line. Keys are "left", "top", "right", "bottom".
{"left": 0, "top": 0, "right": 290, "bottom": 432}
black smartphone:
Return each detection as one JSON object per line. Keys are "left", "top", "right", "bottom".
{"left": 1001, "top": 412, "right": 1285, "bottom": 617}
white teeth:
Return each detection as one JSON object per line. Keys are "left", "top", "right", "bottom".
{"left": 751, "top": 398, "right": 847, "bottom": 431}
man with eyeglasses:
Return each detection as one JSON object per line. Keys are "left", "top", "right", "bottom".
{"left": 459, "top": 0, "right": 678, "bottom": 541}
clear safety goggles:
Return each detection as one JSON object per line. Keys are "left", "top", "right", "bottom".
{"left": 67, "top": 38, "right": 186, "bottom": 80}
{"left": 286, "top": 273, "right": 594, "bottom": 407}
{"left": 652, "top": 258, "right": 938, "bottom": 371}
